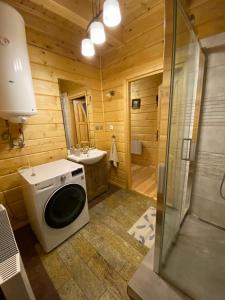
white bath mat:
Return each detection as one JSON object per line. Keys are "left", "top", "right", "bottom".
{"left": 128, "top": 207, "right": 156, "bottom": 249}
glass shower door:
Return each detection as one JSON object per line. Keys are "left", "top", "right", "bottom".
{"left": 160, "top": 1, "right": 205, "bottom": 263}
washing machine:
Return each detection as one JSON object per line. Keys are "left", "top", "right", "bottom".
{"left": 19, "top": 159, "right": 89, "bottom": 252}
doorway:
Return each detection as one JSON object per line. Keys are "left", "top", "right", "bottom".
{"left": 128, "top": 73, "right": 163, "bottom": 199}
{"left": 58, "top": 79, "right": 92, "bottom": 150}
{"left": 72, "top": 96, "right": 89, "bottom": 146}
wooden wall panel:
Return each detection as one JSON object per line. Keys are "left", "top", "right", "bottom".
{"left": 0, "top": 37, "right": 101, "bottom": 229}
{"left": 130, "top": 74, "right": 162, "bottom": 167}
{"left": 101, "top": 1, "right": 164, "bottom": 188}
{"left": 100, "top": 0, "right": 225, "bottom": 190}
{"left": 190, "top": 0, "right": 225, "bottom": 39}
{"left": 2, "top": 0, "right": 225, "bottom": 228}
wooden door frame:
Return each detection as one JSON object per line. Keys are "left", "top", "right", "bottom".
{"left": 68, "top": 90, "right": 92, "bottom": 146}
{"left": 124, "top": 67, "right": 163, "bottom": 190}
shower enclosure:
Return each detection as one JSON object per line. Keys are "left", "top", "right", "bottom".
{"left": 155, "top": 1, "right": 225, "bottom": 300}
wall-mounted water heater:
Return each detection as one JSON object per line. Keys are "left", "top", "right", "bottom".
{"left": 0, "top": 1, "right": 37, "bottom": 123}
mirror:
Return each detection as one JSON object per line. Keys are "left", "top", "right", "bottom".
{"left": 58, "top": 79, "right": 93, "bottom": 150}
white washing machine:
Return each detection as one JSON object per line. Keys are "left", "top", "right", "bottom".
{"left": 19, "top": 159, "right": 89, "bottom": 252}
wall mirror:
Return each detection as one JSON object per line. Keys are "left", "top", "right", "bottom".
{"left": 58, "top": 79, "right": 93, "bottom": 150}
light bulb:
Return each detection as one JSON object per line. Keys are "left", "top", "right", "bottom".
{"left": 81, "top": 38, "right": 95, "bottom": 57}
{"left": 90, "top": 21, "right": 106, "bottom": 45}
{"left": 103, "top": 0, "right": 121, "bottom": 27}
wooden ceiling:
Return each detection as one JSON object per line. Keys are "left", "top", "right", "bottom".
{"left": 2, "top": 0, "right": 161, "bottom": 65}
{"left": 3, "top": 0, "right": 225, "bottom": 66}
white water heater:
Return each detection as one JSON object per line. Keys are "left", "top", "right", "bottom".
{"left": 0, "top": 1, "right": 37, "bottom": 123}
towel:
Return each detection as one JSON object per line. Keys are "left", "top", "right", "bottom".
{"left": 109, "top": 139, "right": 119, "bottom": 167}
{"left": 131, "top": 139, "right": 142, "bottom": 155}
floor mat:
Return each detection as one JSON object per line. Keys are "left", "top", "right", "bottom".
{"left": 128, "top": 207, "right": 156, "bottom": 249}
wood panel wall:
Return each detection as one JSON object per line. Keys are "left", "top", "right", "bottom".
{"left": 100, "top": 0, "right": 164, "bottom": 188}
{"left": 100, "top": 0, "right": 225, "bottom": 189}
{"left": 0, "top": 40, "right": 101, "bottom": 229}
{"left": 190, "top": 0, "right": 225, "bottom": 39}
{"left": 1, "top": 0, "right": 225, "bottom": 229}
{"left": 130, "top": 74, "right": 162, "bottom": 167}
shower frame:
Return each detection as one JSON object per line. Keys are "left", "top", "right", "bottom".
{"left": 154, "top": 0, "right": 206, "bottom": 275}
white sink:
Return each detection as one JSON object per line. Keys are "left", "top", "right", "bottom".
{"left": 68, "top": 149, "right": 107, "bottom": 165}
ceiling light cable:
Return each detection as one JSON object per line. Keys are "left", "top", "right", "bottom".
{"left": 81, "top": 0, "right": 121, "bottom": 57}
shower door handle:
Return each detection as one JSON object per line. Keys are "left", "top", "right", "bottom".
{"left": 181, "top": 138, "right": 192, "bottom": 161}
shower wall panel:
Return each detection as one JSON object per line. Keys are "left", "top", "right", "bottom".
{"left": 191, "top": 34, "right": 225, "bottom": 228}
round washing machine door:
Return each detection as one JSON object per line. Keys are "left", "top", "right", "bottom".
{"left": 44, "top": 184, "right": 86, "bottom": 229}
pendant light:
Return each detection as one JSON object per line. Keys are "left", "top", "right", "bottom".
{"left": 103, "top": 0, "right": 121, "bottom": 27}
{"left": 81, "top": 0, "right": 122, "bottom": 57}
{"left": 81, "top": 38, "right": 95, "bottom": 57}
{"left": 90, "top": 21, "right": 106, "bottom": 45}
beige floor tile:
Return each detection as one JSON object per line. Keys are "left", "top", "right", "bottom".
{"left": 70, "top": 235, "right": 97, "bottom": 263}
{"left": 39, "top": 250, "right": 71, "bottom": 290}
{"left": 88, "top": 253, "right": 130, "bottom": 300}
{"left": 57, "top": 278, "right": 87, "bottom": 300}
{"left": 101, "top": 215, "right": 149, "bottom": 256}
{"left": 81, "top": 226, "right": 127, "bottom": 272}
{"left": 35, "top": 189, "right": 151, "bottom": 300}
{"left": 57, "top": 242, "right": 106, "bottom": 299}
{"left": 99, "top": 290, "right": 117, "bottom": 300}
{"left": 85, "top": 222, "right": 143, "bottom": 266}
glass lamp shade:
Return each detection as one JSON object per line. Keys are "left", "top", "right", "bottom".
{"left": 81, "top": 38, "right": 95, "bottom": 57}
{"left": 90, "top": 21, "right": 106, "bottom": 45}
{"left": 103, "top": 0, "right": 121, "bottom": 27}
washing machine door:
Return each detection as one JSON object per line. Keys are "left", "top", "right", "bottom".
{"left": 44, "top": 184, "right": 86, "bottom": 229}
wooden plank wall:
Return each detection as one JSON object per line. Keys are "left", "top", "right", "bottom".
{"left": 100, "top": 0, "right": 225, "bottom": 189}
{"left": 130, "top": 74, "right": 162, "bottom": 167}
{"left": 1, "top": 0, "right": 225, "bottom": 229}
{"left": 190, "top": 0, "right": 225, "bottom": 39}
{"left": 0, "top": 41, "right": 101, "bottom": 229}
{"left": 101, "top": 0, "right": 164, "bottom": 188}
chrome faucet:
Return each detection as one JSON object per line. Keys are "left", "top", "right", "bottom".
{"left": 82, "top": 146, "right": 89, "bottom": 154}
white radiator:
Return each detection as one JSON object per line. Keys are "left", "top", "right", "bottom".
{"left": 0, "top": 205, "right": 35, "bottom": 300}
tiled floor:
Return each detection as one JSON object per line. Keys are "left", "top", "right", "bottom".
{"left": 15, "top": 188, "right": 155, "bottom": 300}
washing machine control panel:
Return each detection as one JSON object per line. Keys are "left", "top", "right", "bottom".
{"left": 33, "top": 167, "right": 84, "bottom": 192}
{"left": 71, "top": 168, "right": 83, "bottom": 176}
{"left": 35, "top": 178, "right": 54, "bottom": 190}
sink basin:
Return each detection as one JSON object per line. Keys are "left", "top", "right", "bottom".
{"left": 68, "top": 149, "right": 107, "bottom": 165}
